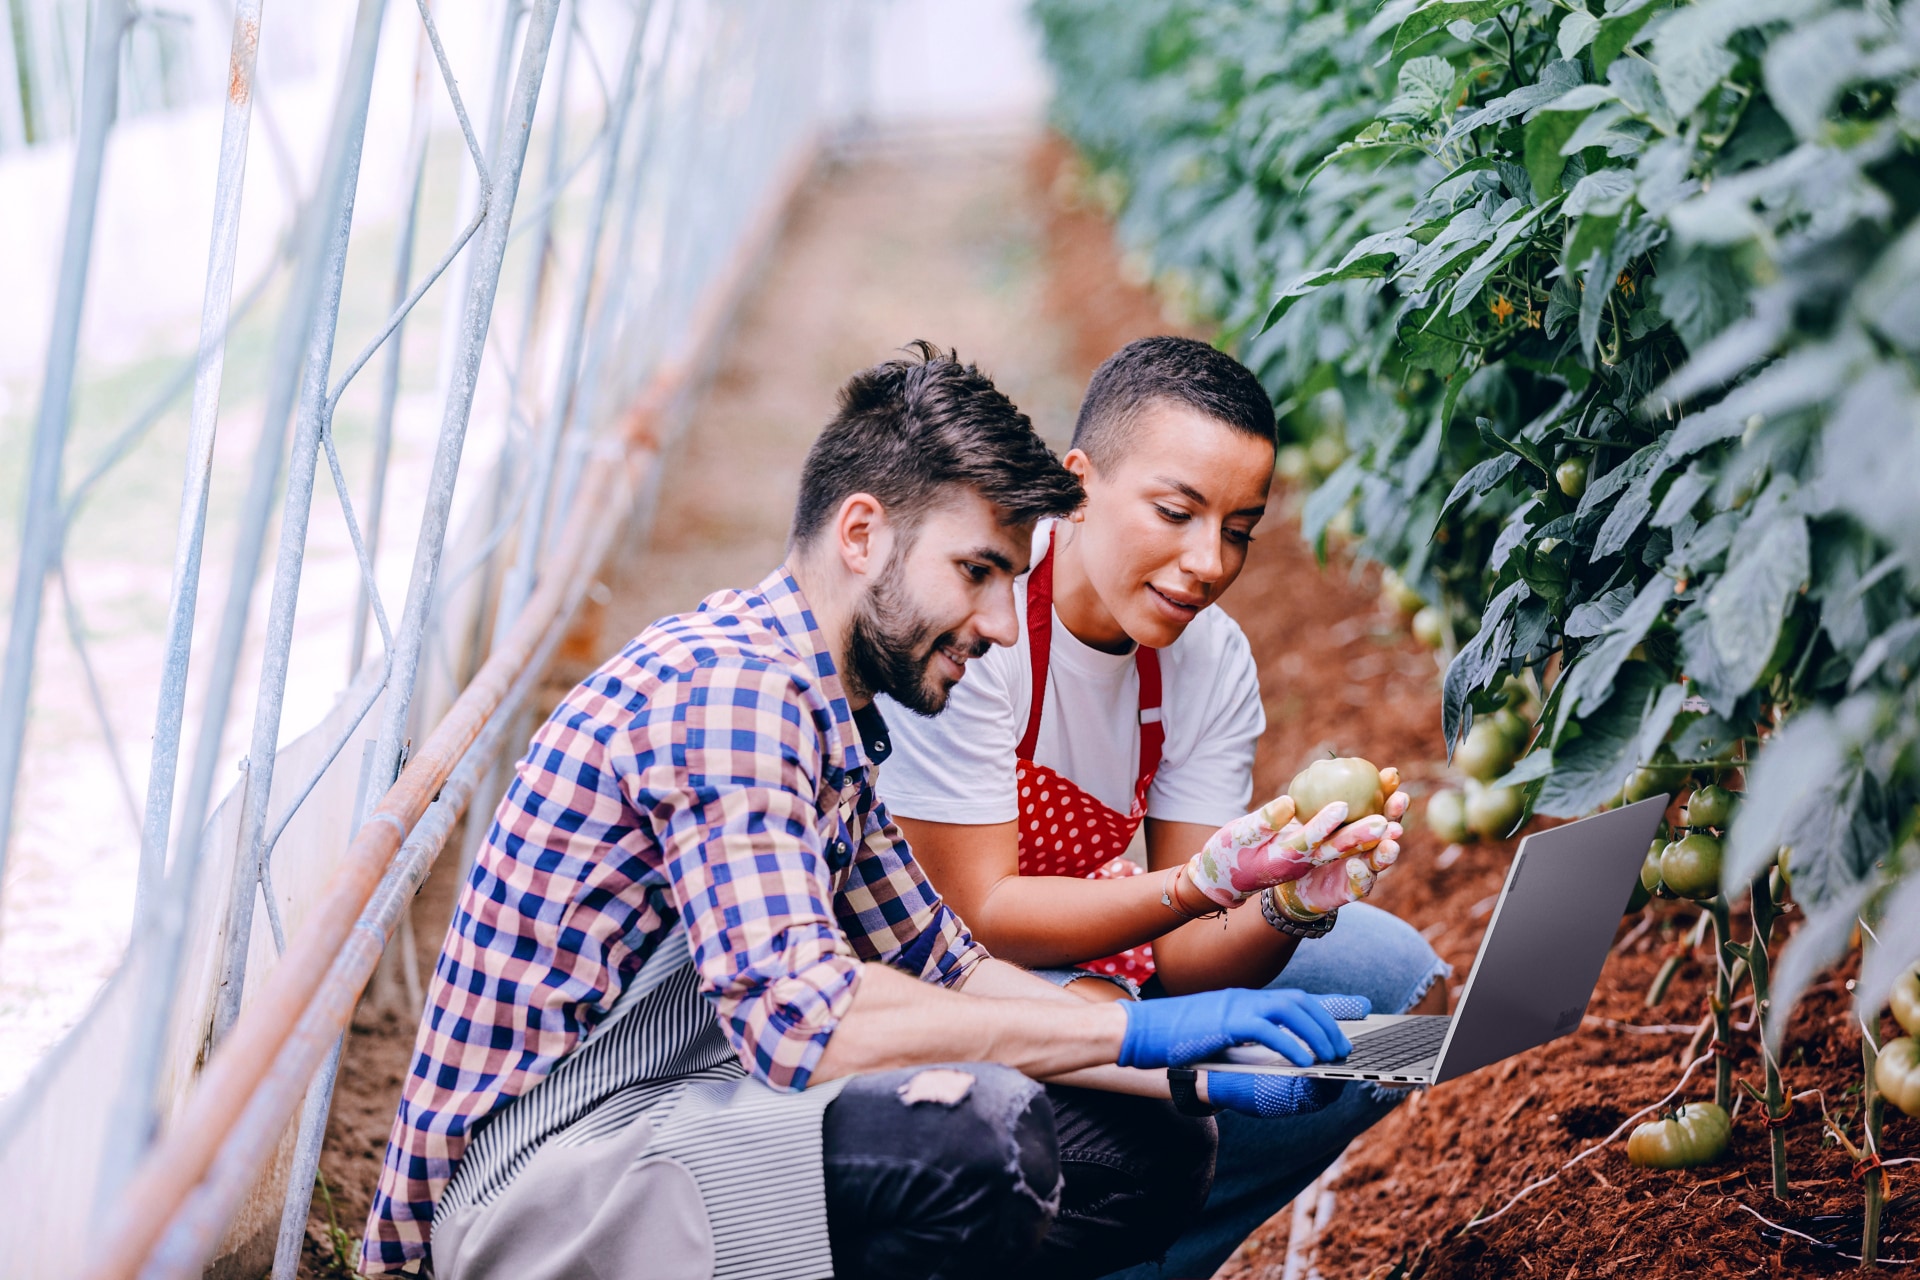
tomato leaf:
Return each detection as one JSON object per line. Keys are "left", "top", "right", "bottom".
{"left": 1566, "top": 574, "right": 1670, "bottom": 715}
{"left": 1592, "top": 0, "right": 1670, "bottom": 76}
{"left": 1392, "top": 0, "right": 1520, "bottom": 57}
{"left": 1525, "top": 109, "right": 1585, "bottom": 199}
{"left": 1856, "top": 872, "right": 1920, "bottom": 1033}
{"left": 1765, "top": 881, "right": 1875, "bottom": 1054}
{"left": 1444, "top": 580, "right": 1531, "bottom": 754}
{"left": 1438, "top": 453, "right": 1522, "bottom": 524}
{"left": 1705, "top": 512, "right": 1809, "bottom": 690}
{"left": 1535, "top": 662, "right": 1675, "bottom": 816}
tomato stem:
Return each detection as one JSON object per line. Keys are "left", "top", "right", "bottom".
{"left": 1706, "top": 896, "right": 1735, "bottom": 1111}
{"left": 1861, "top": 929, "right": 1887, "bottom": 1268}
{"left": 1747, "top": 873, "right": 1789, "bottom": 1200}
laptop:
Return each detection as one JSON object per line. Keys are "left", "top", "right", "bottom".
{"left": 1202, "top": 795, "right": 1667, "bottom": 1086}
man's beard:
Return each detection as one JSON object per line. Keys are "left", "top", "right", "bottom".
{"left": 846, "top": 553, "right": 986, "bottom": 716}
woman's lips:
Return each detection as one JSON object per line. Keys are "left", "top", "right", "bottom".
{"left": 1148, "top": 584, "right": 1203, "bottom": 618}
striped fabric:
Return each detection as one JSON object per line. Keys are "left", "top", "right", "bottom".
{"left": 362, "top": 567, "right": 988, "bottom": 1274}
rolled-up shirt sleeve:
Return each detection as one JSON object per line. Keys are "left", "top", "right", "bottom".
{"left": 633, "top": 657, "right": 862, "bottom": 1092}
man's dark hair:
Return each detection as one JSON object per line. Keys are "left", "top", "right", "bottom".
{"left": 791, "top": 341, "right": 1083, "bottom": 545}
{"left": 1069, "top": 336, "right": 1277, "bottom": 468}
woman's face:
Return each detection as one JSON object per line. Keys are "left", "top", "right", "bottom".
{"left": 1066, "top": 400, "right": 1274, "bottom": 650}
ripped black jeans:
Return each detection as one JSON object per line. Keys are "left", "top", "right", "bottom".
{"left": 824, "top": 1064, "right": 1216, "bottom": 1280}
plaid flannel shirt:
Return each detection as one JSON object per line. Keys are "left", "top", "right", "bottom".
{"left": 361, "top": 566, "right": 988, "bottom": 1273}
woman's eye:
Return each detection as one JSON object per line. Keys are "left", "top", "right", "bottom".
{"left": 1226, "top": 528, "right": 1255, "bottom": 547}
{"left": 1154, "top": 505, "right": 1191, "bottom": 523}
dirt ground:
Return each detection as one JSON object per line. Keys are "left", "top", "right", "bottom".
{"left": 298, "top": 136, "right": 1916, "bottom": 1277}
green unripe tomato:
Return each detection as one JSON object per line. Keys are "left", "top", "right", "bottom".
{"left": 1684, "top": 785, "right": 1737, "bottom": 831}
{"left": 1380, "top": 567, "right": 1426, "bottom": 615}
{"left": 1493, "top": 707, "right": 1532, "bottom": 755}
{"left": 1892, "top": 967, "right": 1920, "bottom": 1038}
{"left": 1456, "top": 720, "right": 1517, "bottom": 784}
{"left": 1288, "top": 756, "right": 1386, "bottom": 822}
{"left": 1660, "top": 833, "right": 1723, "bottom": 901}
{"left": 1624, "top": 766, "right": 1675, "bottom": 805}
{"left": 1640, "top": 840, "right": 1665, "bottom": 896}
{"left": 1411, "top": 605, "right": 1445, "bottom": 649}
{"left": 1465, "top": 783, "right": 1524, "bottom": 840}
{"left": 1876, "top": 1037, "right": 1920, "bottom": 1119}
{"left": 1427, "top": 788, "right": 1470, "bottom": 844}
{"left": 1307, "top": 433, "right": 1347, "bottom": 477}
{"left": 1627, "top": 1102, "right": 1731, "bottom": 1168}
{"left": 1276, "top": 444, "right": 1310, "bottom": 485}
{"left": 1555, "top": 456, "right": 1589, "bottom": 499}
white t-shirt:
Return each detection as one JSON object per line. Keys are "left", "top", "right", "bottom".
{"left": 876, "top": 522, "right": 1265, "bottom": 828}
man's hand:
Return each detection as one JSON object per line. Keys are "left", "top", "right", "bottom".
{"left": 1185, "top": 768, "right": 1410, "bottom": 907}
{"left": 1116, "top": 987, "right": 1353, "bottom": 1069}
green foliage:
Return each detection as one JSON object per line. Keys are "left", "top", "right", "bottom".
{"left": 1037, "top": 0, "right": 1920, "bottom": 1029}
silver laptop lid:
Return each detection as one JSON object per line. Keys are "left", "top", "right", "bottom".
{"left": 1431, "top": 795, "right": 1667, "bottom": 1084}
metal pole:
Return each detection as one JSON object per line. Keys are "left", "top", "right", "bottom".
{"left": 350, "top": 9, "right": 436, "bottom": 681}
{"left": 366, "top": 0, "right": 562, "bottom": 807}
{"left": 544, "top": 0, "right": 680, "bottom": 549}
{"left": 0, "top": 0, "right": 127, "bottom": 922}
{"left": 268, "top": 1032, "right": 343, "bottom": 1280}
{"left": 95, "top": 0, "right": 394, "bottom": 1214}
{"left": 493, "top": 0, "right": 650, "bottom": 639}
{"left": 208, "top": 0, "right": 390, "bottom": 1048}
{"left": 133, "top": 0, "right": 265, "bottom": 925}
{"left": 262, "top": 6, "right": 563, "bottom": 1265}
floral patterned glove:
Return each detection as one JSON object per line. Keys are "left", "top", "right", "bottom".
{"left": 1184, "top": 769, "right": 1410, "bottom": 908}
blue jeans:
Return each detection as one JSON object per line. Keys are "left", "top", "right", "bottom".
{"left": 1045, "top": 903, "right": 1450, "bottom": 1280}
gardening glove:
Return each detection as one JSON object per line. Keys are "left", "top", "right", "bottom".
{"left": 1117, "top": 987, "right": 1353, "bottom": 1069}
{"left": 1276, "top": 843, "right": 1403, "bottom": 919}
{"left": 1185, "top": 769, "right": 1411, "bottom": 908}
{"left": 1203, "top": 1071, "right": 1344, "bottom": 1118}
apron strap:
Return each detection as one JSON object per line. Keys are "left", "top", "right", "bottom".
{"left": 1135, "top": 645, "right": 1164, "bottom": 788}
{"left": 1016, "top": 526, "right": 1164, "bottom": 795}
{"left": 1015, "top": 529, "right": 1055, "bottom": 762}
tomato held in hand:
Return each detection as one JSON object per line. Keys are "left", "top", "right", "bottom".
{"left": 1288, "top": 757, "right": 1386, "bottom": 822}
{"left": 1660, "top": 833, "right": 1723, "bottom": 901}
{"left": 1627, "top": 1102, "right": 1731, "bottom": 1169}
{"left": 1877, "top": 1037, "right": 1920, "bottom": 1118}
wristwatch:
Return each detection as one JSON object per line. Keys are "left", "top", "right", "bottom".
{"left": 1261, "top": 885, "right": 1338, "bottom": 939}
{"left": 1167, "top": 1066, "right": 1221, "bottom": 1117}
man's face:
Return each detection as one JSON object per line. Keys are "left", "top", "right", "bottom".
{"left": 1071, "top": 401, "right": 1272, "bottom": 649}
{"left": 847, "top": 493, "right": 1031, "bottom": 715}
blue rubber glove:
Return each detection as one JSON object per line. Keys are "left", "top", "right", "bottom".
{"left": 1118, "top": 989, "right": 1364, "bottom": 1069}
{"left": 1203, "top": 1071, "right": 1343, "bottom": 1118}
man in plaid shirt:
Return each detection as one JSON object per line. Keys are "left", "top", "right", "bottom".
{"left": 364, "top": 344, "right": 1364, "bottom": 1280}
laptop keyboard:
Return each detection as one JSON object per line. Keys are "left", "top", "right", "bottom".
{"left": 1336, "top": 1018, "right": 1449, "bottom": 1071}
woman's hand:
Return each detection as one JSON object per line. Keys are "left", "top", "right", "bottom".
{"left": 1184, "top": 768, "right": 1410, "bottom": 907}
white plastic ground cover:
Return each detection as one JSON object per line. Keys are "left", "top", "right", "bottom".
{"left": 0, "top": 668, "right": 388, "bottom": 1279}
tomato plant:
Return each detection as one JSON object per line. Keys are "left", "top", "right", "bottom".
{"left": 1039, "top": 0, "right": 1920, "bottom": 1249}
{"left": 1038, "top": 0, "right": 1920, "bottom": 1065}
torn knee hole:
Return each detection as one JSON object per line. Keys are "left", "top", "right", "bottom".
{"left": 896, "top": 1068, "right": 975, "bottom": 1106}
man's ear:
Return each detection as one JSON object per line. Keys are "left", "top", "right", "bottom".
{"left": 832, "top": 491, "right": 893, "bottom": 578}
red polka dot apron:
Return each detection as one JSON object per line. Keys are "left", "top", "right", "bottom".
{"left": 1015, "top": 530, "right": 1164, "bottom": 986}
